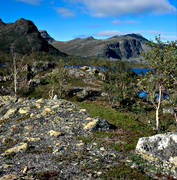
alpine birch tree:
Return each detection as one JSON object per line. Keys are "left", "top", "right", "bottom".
{"left": 139, "top": 36, "right": 177, "bottom": 130}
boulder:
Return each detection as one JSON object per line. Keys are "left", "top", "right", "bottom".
{"left": 2, "top": 142, "right": 28, "bottom": 155}
{"left": 80, "top": 66, "right": 89, "bottom": 71}
{"left": 76, "top": 89, "right": 89, "bottom": 101}
{"left": 31, "top": 61, "right": 55, "bottom": 75}
{"left": 136, "top": 133, "right": 177, "bottom": 178}
{"left": 163, "top": 106, "right": 174, "bottom": 114}
{"left": 84, "top": 117, "right": 116, "bottom": 131}
{"left": 53, "top": 94, "right": 59, "bottom": 100}
{"left": 67, "top": 87, "right": 102, "bottom": 101}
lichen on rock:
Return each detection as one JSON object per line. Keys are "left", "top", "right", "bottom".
{"left": 136, "top": 133, "right": 177, "bottom": 178}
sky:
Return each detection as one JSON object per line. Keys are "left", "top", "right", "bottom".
{"left": 0, "top": 0, "right": 177, "bottom": 41}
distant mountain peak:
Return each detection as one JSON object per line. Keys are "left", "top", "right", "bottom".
{"left": 0, "top": 18, "right": 66, "bottom": 56}
{"left": 124, "top": 33, "right": 148, "bottom": 41}
{"left": 86, "top": 36, "right": 95, "bottom": 40}
{"left": 52, "top": 33, "right": 149, "bottom": 60}
{"left": 110, "top": 33, "right": 147, "bottom": 41}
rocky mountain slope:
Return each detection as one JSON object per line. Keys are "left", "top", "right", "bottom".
{"left": 0, "top": 96, "right": 118, "bottom": 179}
{"left": 0, "top": 96, "right": 176, "bottom": 179}
{"left": 52, "top": 34, "right": 149, "bottom": 60}
{"left": 0, "top": 18, "right": 66, "bottom": 56}
{"left": 39, "top": 30, "right": 55, "bottom": 43}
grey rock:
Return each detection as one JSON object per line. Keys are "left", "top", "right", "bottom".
{"left": 92, "top": 117, "right": 117, "bottom": 131}
{"left": 53, "top": 95, "right": 59, "bottom": 100}
{"left": 0, "top": 96, "right": 118, "bottom": 179}
{"left": 39, "top": 30, "right": 55, "bottom": 43}
{"left": 31, "top": 61, "right": 55, "bottom": 75}
{"left": 67, "top": 86, "right": 102, "bottom": 101}
{"left": 76, "top": 89, "right": 89, "bottom": 101}
{"left": 136, "top": 133, "right": 177, "bottom": 179}
{"left": 163, "top": 106, "right": 174, "bottom": 114}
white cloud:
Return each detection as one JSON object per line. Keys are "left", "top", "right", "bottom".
{"left": 133, "top": 30, "right": 161, "bottom": 34}
{"left": 56, "top": 8, "right": 75, "bottom": 17}
{"left": 161, "top": 35, "right": 177, "bottom": 41}
{"left": 96, "top": 30, "right": 122, "bottom": 36}
{"left": 66, "top": 0, "right": 177, "bottom": 17}
{"left": 112, "top": 20, "right": 138, "bottom": 25}
{"left": 15, "top": 0, "right": 42, "bottom": 5}
{"left": 95, "top": 29, "right": 162, "bottom": 37}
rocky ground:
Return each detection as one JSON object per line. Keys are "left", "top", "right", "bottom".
{"left": 0, "top": 96, "right": 119, "bottom": 179}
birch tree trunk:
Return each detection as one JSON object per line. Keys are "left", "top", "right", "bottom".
{"left": 156, "top": 85, "right": 162, "bottom": 130}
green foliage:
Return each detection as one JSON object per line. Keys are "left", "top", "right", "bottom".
{"left": 141, "top": 36, "right": 177, "bottom": 104}
{"left": 102, "top": 60, "right": 138, "bottom": 106}
{"left": 26, "top": 52, "right": 57, "bottom": 64}
{"left": 139, "top": 36, "right": 177, "bottom": 130}
{"left": 159, "top": 113, "right": 176, "bottom": 132}
{"left": 75, "top": 102, "right": 154, "bottom": 152}
{"left": 102, "top": 162, "right": 152, "bottom": 179}
{"left": 75, "top": 136, "right": 93, "bottom": 143}
{"left": 128, "top": 153, "right": 159, "bottom": 174}
{"left": 47, "top": 59, "right": 71, "bottom": 98}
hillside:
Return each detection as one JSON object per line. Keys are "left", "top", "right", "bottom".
{"left": 52, "top": 34, "right": 149, "bottom": 61}
{"left": 0, "top": 18, "right": 66, "bottom": 56}
{"left": 39, "top": 30, "right": 55, "bottom": 43}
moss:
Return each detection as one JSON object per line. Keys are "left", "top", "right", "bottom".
{"left": 16, "top": 114, "right": 30, "bottom": 122}
{"left": 74, "top": 101, "right": 154, "bottom": 152}
{"left": 101, "top": 162, "right": 153, "bottom": 179}
{"left": 75, "top": 136, "right": 93, "bottom": 143}
{"left": 68, "top": 78, "right": 100, "bottom": 88}
{"left": 127, "top": 153, "right": 160, "bottom": 177}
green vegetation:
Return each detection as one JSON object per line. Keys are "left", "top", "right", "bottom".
{"left": 0, "top": 35, "right": 176, "bottom": 179}
{"left": 101, "top": 60, "right": 138, "bottom": 107}
{"left": 75, "top": 101, "right": 155, "bottom": 152}
{"left": 102, "top": 162, "right": 153, "bottom": 180}
{"left": 139, "top": 36, "right": 177, "bottom": 130}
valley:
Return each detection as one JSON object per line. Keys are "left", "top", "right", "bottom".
{"left": 0, "top": 18, "right": 176, "bottom": 180}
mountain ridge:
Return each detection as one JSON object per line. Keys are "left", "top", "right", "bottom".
{"left": 0, "top": 18, "right": 66, "bottom": 56}
{"left": 52, "top": 33, "right": 149, "bottom": 60}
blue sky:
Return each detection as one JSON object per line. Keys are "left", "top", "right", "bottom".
{"left": 1, "top": 0, "right": 177, "bottom": 41}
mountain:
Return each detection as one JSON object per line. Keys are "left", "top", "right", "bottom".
{"left": 39, "top": 30, "right": 55, "bottom": 43}
{"left": 0, "top": 18, "right": 66, "bottom": 56}
{"left": 52, "top": 34, "right": 149, "bottom": 60}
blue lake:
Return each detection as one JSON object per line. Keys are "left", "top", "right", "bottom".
{"left": 131, "top": 68, "right": 153, "bottom": 76}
